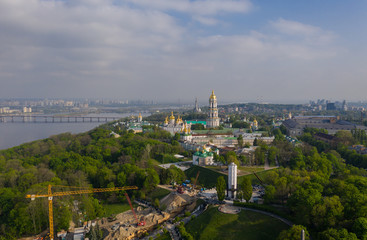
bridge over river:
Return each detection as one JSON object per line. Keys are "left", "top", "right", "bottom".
{"left": 0, "top": 115, "right": 120, "bottom": 123}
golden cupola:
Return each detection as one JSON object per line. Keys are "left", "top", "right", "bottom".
{"left": 169, "top": 111, "right": 175, "bottom": 120}
{"left": 176, "top": 115, "right": 182, "bottom": 124}
{"left": 184, "top": 123, "right": 189, "bottom": 134}
{"left": 164, "top": 116, "right": 169, "bottom": 124}
{"left": 209, "top": 90, "right": 217, "bottom": 100}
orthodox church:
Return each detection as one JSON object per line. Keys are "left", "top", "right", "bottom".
{"left": 162, "top": 112, "right": 192, "bottom": 136}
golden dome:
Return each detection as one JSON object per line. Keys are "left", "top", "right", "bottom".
{"left": 177, "top": 115, "right": 182, "bottom": 124}
{"left": 164, "top": 116, "right": 169, "bottom": 124}
{"left": 209, "top": 90, "right": 216, "bottom": 100}
{"left": 169, "top": 111, "right": 175, "bottom": 120}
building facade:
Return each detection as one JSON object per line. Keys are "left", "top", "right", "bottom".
{"left": 192, "top": 148, "right": 214, "bottom": 166}
{"left": 283, "top": 115, "right": 367, "bottom": 136}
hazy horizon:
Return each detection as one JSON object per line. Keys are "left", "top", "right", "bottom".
{"left": 1, "top": 1, "right": 367, "bottom": 102}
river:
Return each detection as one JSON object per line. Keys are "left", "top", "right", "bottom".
{"left": 0, "top": 113, "right": 143, "bottom": 150}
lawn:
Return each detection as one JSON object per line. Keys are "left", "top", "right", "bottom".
{"left": 146, "top": 187, "right": 171, "bottom": 201}
{"left": 238, "top": 166, "right": 265, "bottom": 173}
{"left": 238, "top": 169, "right": 276, "bottom": 185}
{"left": 155, "top": 232, "right": 171, "bottom": 240}
{"left": 186, "top": 165, "right": 276, "bottom": 187}
{"left": 102, "top": 203, "right": 132, "bottom": 217}
{"left": 206, "top": 165, "right": 266, "bottom": 176}
{"left": 186, "top": 206, "right": 290, "bottom": 240}
{"left": 185, "top": 165, "right": 226, "bottom": 188}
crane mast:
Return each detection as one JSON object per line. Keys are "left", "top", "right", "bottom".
{"left": 26, "top": 184, "right": 138, "bottom": 240}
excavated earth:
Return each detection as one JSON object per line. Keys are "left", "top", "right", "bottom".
{"left": 160, "top": 192, "right": 196, "bottom": 217}
{"left": 98, "top": 207, "right": 169, "bottom": 240}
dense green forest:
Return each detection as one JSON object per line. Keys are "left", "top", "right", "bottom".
{"left": 2, "top": 117, "right": 367, "bottom": 240}
{"left": 0, "top": 125, "right": 185, "bottom": 239}
{"left": 244, "top": 132, "right": 367, "bottom": 239}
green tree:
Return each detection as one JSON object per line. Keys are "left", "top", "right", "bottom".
{"left": 288, "top": 187, "right": 322, "bottom": 225}
{"left": 239, "top": 178, "right": 252, "bottom": 202}
{"left": 254, "top": 147, "right": 265, "bottom": 165}
{"left": 154, "top": 198, "right": 160, "bottom": 208}
{"left": 311, "top": 195, "right": 344, "bottom": 230}
{"left": 237, "top": 135, "right": 244, "bottom": 148}
{"left": 264, "top": 185, "right": 276, "bottom": 203}
{"left": 55, "top": 204, "right": 72, "bottom": 232}
{"left": 277, "top": 225, "right": 310, "bottom": 240}
{"left": 225, "top": 151, "right": 240, "bottom": 166}
{"left": 319, "top": 228, "right": 358, "bottom": 240}
{"left": 353, "top": 217, "right": 367, "bottom": 239}
{"left": 335, "top": 130, "right": 355, "bottom": 146}
{"left": 191, "top": 123, "right": 205, "bottom": 130}
{"left": 216, "top": 176, "right": 226, "bottom": 202}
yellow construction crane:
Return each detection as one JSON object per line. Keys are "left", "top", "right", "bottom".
{"left": 26, "top": 184, "right": 138, "bottom": 240}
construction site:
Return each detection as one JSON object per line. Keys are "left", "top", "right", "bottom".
{"left": 23, "top": 170, "right": 205, "bottom": 240}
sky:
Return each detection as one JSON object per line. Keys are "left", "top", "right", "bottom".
{"left": 0, "top": 0, "right": 367, "bottom": 104}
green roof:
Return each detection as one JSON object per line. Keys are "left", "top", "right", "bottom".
{"left": 187, "top": 120, "right": 207, "bottom": 125}
{"left": 194, "top": 150, "right": 214, "bottom": 158}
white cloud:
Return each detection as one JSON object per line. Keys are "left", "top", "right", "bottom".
{"left": 125, "top": 0, "right": 252, "bottom": 16}
{"left": 270, "top": 18, "right": 336, "bottom": 44}
{"left": 0, "top": 0, "right": 358, "bottom": 102}
{"left": 193, "top": 16, "right": 218, "bottom": 25}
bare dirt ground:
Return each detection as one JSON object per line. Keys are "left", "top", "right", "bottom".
{"left": 97, "top": 206, "right": 169, "bottom": 240}
{"left": 160, "top": 192, "right": 196, "bottom": 217}
{"left": 218, "top": 205, "right": 241, "bottom": 214}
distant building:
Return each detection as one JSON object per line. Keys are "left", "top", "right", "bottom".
{"left": 194, "top": 97, "right": 201, "bottom": 113}
{"left": 313, "top": 132, "right": 339, "bottom": 146}
{"left": 342, "top": 100, "right": 348, "bottom": 111}
{"left": 348, "top": 145, "right": 367, "bottom": 155}
{"left": 283, "top": 115, "right": 367, "bottom": 136}
{"left": 326, "top": 102, "right": 336, "bottom": 111}
{"left": 251, "top": 119, "right": 258, "bottom": 130}
{"left": 192, "top": 148, "right": 214, "bottom": 166}
{"left": 23, "top": 107, "right": 32, "bottom": 113}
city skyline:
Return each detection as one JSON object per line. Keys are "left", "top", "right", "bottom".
{"left": 1, "top": 0, "right": 367, "bottom": 103}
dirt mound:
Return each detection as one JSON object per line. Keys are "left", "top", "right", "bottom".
{"left": 160, "top": 192, "right": 192, "bottom": 213}
{"left": 103, "top": 207, "right": 170, "bottom": 240}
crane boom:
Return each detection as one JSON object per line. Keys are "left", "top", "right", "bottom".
{"left": 26, "top": 186, "right": 138, "bottom": 199}
{"left": 26, "top": 184, "right": 138, "bottom": 240}
{"left": 193, "top": 171, "right": 200, "bottom": 189}
{"left": 253, "top": 172, "right": 263, "bottom": 185}
{"left": 124, "top": 193, "right": 138, "bottom": 223}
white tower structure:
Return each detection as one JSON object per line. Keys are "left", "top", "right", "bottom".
{"left": 228, "top": 162, "right": 237, "bottom": 198}
{"left": 138, "top": 113, "right": 142, "bottom": 122}
{"left": 207, "top": 90, "right": 220, "bottom": 128}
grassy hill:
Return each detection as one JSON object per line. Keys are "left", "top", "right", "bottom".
{"left": 185, "top": 165, "right": 276, "bottom": 188}
{"left": 185, "top": 165, "right": 226, "bottom": 188}
{"left": 186, "top": 206, "right": 290, "bottom": 240}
